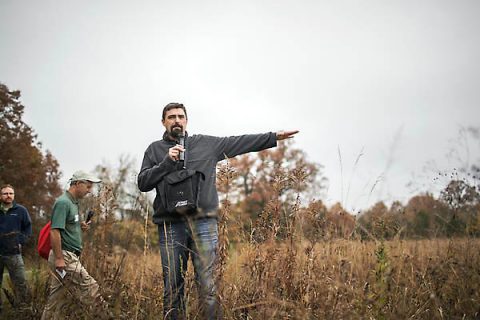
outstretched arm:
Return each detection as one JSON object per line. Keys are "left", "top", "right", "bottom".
{"left": 276, "top": 130, "right": 299, "bottom": 140}
{"left": 217, "top": 130, "right": 299, "bottom": 160}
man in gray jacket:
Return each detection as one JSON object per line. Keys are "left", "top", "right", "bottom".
{"left": 138, "top": 102, "right": 298, "bottom": 319}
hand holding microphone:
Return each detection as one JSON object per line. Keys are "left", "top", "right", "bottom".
{"left": 169, "top": 129, "right": 186, "bottom": 161}
{"left": 86, "top": 210, "right": 95, "bottom": 223}
{"left": 168, "top": 144, "right": 186, "bottom": 161}
{"left": 81, "top": 210, "right": 95, "bottom": 231}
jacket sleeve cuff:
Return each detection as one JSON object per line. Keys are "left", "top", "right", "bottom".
{"left": 163, "top": 154, "right": 177, "bottom": 170}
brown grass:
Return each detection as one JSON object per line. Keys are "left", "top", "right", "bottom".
{"left": 2, "top": 225, "right": 480, "bottom": 319}
{"left": 2, "top": 166, "right": 479, "bottom": 319}
{"left": 89, "top": 236, "right": 480, "bottom": 319}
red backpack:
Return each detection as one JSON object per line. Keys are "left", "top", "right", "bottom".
{"left": 38, "top": 221, "right": 51, "bottom": 259}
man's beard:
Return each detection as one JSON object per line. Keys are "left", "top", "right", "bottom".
{"left": 170, "top": 126, "right": 184, "bottom": 138}
{"left": 2, "top": 199, "right": 13, "bottom": 205}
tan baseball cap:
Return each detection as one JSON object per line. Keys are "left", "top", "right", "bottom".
{"left": 70, "top": 170, "right": 101, "bottom": 183}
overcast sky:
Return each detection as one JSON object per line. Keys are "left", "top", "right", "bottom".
{"left": 1, "top": 0, "right": 479, "bottom": 212}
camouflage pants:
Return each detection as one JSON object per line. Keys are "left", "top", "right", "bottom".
{"left": 41, "top": 250, "right": 108, "bottom": 320}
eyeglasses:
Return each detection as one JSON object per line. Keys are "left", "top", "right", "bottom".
{"left": 1, "top": 192, "right": 14, "bottom": 196}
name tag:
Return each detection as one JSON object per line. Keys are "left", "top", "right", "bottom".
{"left": 75, "top": 214, "right": 79, "bottom": 222}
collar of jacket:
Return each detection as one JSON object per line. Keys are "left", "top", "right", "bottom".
{"left": 0, "top": 201, "right": 17, "bottom": 214}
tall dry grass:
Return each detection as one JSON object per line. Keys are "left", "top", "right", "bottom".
{"left": 3, "top": 224, "right": 480, "bottom": 319}
{"left": 2, "top": 166, "right": 480, "bottom": 319}
{"left": 40, "top": 235, "right": 480, "bottom": 319}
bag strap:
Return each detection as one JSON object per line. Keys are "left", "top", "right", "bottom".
{"left": 182, "top": 136, "right": 188, "bottom": 169}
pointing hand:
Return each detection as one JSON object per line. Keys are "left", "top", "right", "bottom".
{"left": 276, "top": 130, "right": 299, "bottom": 140}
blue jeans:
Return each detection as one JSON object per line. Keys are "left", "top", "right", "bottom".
{"left": 158, "top": 217, "right": 221, "bottom": 320}
{"left": 0, "top": 254, "right": 29, "bottom": 309}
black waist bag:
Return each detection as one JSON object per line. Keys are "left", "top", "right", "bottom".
{"left": 164, "top": 169, "right": 204, "bottom": 215}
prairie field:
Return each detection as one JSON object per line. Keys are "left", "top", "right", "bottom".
{"left": 1, "top": 141, "right": 479, "bottom": 319}
{"left": 94, "top": 236, "right": 480, "bottom": 319}
{"left": 3, "top": 228, "right": 479, "bottom": 319}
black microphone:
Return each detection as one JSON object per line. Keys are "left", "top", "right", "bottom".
{"left": 178, "top": 134, "right": 185, "bottom": 161}
{"left": 86, "top": 210, "right": 95, "bottom": 223}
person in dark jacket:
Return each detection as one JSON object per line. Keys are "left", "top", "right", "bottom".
{"left": 0, "top": 184, "right": 31, "bottom": 312}
{"left": 138, "top": 102, "right": 298, "bottom": 319}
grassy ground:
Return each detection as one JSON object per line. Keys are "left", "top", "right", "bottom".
{"left": 2, "top": 236, "right": 479, "bottom": 319}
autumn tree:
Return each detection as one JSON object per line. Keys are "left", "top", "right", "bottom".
{"left": 301, "top": 201, "right": 355, "bottom": 241}
{"left": 357, "top": 201, "right": 397, "bottom": 239}
{"left": 401, "top": 193, "right": 444, "bottom": 238}
{"left": 299, "top": 200, "right": 329, "bottom": 241}
{"left": 217, "top": 140, "right": 327, "bottom": 241}
{"left": 326, "top": 202, "right": 355, "bottom": 238}
{"left": 437, "top": 126, "right": 480, "bottom": 235}
{"left": 93, "top": 154, "right": 150, "bottom": 221}
{"left": 0, "top": 83, "right": 61, "bottom": 222}
{"left": 440, "top": 180, "right": 480, "bottom": 236}
{"left": 223, "top": 140, "right": 326, "bottom": 219}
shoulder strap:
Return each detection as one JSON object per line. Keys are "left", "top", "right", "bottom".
{"left": 183, "top": 136, "right": 189, "bottom": 169}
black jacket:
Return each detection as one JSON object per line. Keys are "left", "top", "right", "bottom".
{"left": 138, "top": 132, "right": 277, "bottom": 223}
{"left": 0, "top": 202, "right": 32, "bottom": 255}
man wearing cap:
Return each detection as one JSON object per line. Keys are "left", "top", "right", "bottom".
{"left": 0, "top": 184, "right": 31, "bottom": 313}
{"left": 138, "top": 102, "right": 298, "bottom": 319}
{"left": 41, "top": 171, "right": 108, "bottom": 320}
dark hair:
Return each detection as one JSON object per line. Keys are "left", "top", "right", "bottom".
{"left": 162, "top": 103, "right": 188, "bottom": 121}
{"left": 1, "top": 184, "right": 14, "bottom": 192}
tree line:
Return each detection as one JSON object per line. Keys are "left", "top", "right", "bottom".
{"left": 1, "top": 82, "right": 479, "bottom": 247}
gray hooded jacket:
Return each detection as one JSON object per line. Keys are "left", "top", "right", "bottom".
{"left": 138, "top": 132, "right": 277, "bottom": 223}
